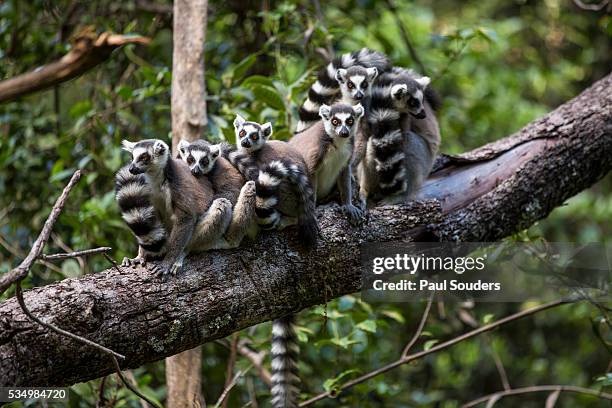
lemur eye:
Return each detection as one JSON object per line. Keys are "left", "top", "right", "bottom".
{"left": 239, "top": 130, "right": 246, "bottom": 137}
{"left": 408, "top": 97, "right": 419, "bottom": 108}
{"left": 361, "top": 81, "right": 368, "bottom": 89}
{"left": 346, "top": 118, "right": 354, "bottom": 126}
{"left": 331, "top": 118, "right": 340, "bottom": 126}
{"left": 140, "top": 153, "right": 150, "bottom": 163}
{"left": 347, "top": 81, "right": 354, "bottom": 89}
{"left": 251, "top": 134, "right": 259, "bottom": 141}
{"left": 187, "top": 156, "right": 195, "bottom": 165}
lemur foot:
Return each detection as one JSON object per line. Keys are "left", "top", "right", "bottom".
{"left": 343, "top": 204, "right": 365, "bottom": 224}
{"left": 242, "top": 180, "right": 256, "bottom": 196}
{"left": 121, "top": 256, "right": 146, "bottom": 268}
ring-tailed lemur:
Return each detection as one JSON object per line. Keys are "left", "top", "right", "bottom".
{"left": 116, "top": 139, "right": 232, "bottom": 279}
{"left": 296, "top": 48, "right": 391, "bottom": 133}
{"left": 177, "top": 139, "right": 257, "bottom": 247}
{"left": 271, "top": 314, "right": 299, "bottom": 408}
{"left": 228, "top": 115, "right": 318, "bottom": 248}
{"left": 358, "top": 67, "right": 441, "bottom": 204}
{"left": 289, "top": 103, "right": 365, "bottom": 221}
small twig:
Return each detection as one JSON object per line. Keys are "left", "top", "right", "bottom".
{"left": 222, "top": 334, "right": 240, "bottom": 408}
{"left": 214, "top": 366, "right": 251, "bottom": 408}
{"left": 15, "top": 282, "right": 124, "bottom": 359}
{"left": 401, "top": 293, "right": 434, "bottom": 358}
{"left": 462, "top": 385, "right": 612, "bottom": 407}
{"left": 487, "top": 335, "right": 511, "bottom": 391}
{"left": 96, "top": 376, "right": 108, "bottom": 408}
{"left": 103, "top": 253, "right": 124, "bottom": 274}
{"left": 41, "top": 247, "right": 112, "bottom": 261}
{"left": 216, "top": 339, "right": 272, "bottom": 387}
{"left": 0, "top": 170, "right": 81, "bottom": 295}
{"left": 299, "top": 299, "right": 574, "bottom": 406}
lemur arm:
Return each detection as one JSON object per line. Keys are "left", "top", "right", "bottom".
{"left": 160, "top": 211, "right": 197, "bottom": 280}
{"left": 338, "top": 165, "right": 364, "bottom": 221}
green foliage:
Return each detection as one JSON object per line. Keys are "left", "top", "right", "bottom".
{"left": 0, "top": 0, "right": 610, "bottom": 407}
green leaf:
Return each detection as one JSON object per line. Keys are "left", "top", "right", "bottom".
{"left": 323, "top": 369, "right": 361, "bottom": 393}
{"left": 232, "top": 54, "right": 258, "bottom": 82}
{"left": 242, "top": 75, "right": 275, "bottom": 88}
{"left": 381, "top": 310, "right": 405, "bottom": 324}
{"left": 331, "top": 337, "right": 361, "bottom": 349}
{"left": 424, "top": 339, "right": 439, "bottom": 351}
{"left": 251, "top": 85, "right": 285, "bottom": 110}
{"left": 482, "top": 314, "right": 495, "bottom": 325}
{"left": 356, "top": 320, "right": 377, "bottom": 333}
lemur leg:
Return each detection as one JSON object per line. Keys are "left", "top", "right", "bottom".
{"left": 351, "top": 126, "right": 369, "bottom": 169}
{"left": 189, "top": 198, "right": 233, "bottom": 251}
{"left": 338, "top": 166, "right": 364, "bottom": 222}
{"left": 160, "top": 214, "right": 197, "bottom": 281}
{"left": 224, "top": 181, "right": 257, "bottom": 248}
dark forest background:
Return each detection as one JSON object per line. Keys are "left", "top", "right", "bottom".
{"left": 0, "top": 0, "right": 611, "bottom": 406}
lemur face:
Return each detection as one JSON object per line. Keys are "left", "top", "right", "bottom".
{"left": 390, "top": 76, "right": 431, "bottom": 119}
{"left": 177, "top": 139, "right": 221, "bottom": 177}
{"left": 319, "top": 103, "right": 364, "bottom": 139}
{"left": 122, "top": 139, "right": 169, "bottom": 175}
{"left": 233, "top": 114, "right": 272, "bottom": 153}
{"left": 336, "top": 66, "right": 378, "bottom": 103}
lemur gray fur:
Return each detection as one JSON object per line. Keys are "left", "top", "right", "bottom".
{"left": 296, "top": 48, "right": 391, "bottom": 133}
{"left": 116, "top": 139, "right": 232, "bottom": 280}
{"left": 176, "top": 139, "right": 257, "bottom": 247}
{"left": 227, "top": 115, "right": 318, "bottom": 248}
{"left": 358, "top": 67, "right": 441, "bottom": 205}
{"left": 288, "top": 103, "right": 365, "bottom": 221}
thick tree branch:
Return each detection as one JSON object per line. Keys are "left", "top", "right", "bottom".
{"left": 0, "top": 30, "right": 150, "bottom": 104}
{"left": 0, "top": 73, "right": 610, "bottom": 387}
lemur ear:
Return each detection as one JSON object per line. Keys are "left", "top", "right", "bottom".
{"left": 366, "top": 67, "right": 378, "bottom": 81}
{"left": 319, "top": 104, "right": 331, "bottom": 120}
{"left": 233, "top": 114, "right": 246, "bottom": 129}
{"left": 335, "top": 69, "right": 348, "bottom": 84}
{"left": 210, "top": 144, "right": 222, "bottom": 158}
{"left": 416, "top": 76, "right": 431, "bottom": 88}
{"left": 261, "top": 122, "right": 273, "bottom": 139}
{"left": 352, "top": 103, "right": 365, "bottom": 119}
{"left": 391, "top": 84, "right": 408, "bottom": 100}
{"left": 153, "top": 140, "right": 167, "bottom": 156}
{"left": 121, "top": 140, "right": 136, "bottom": 153}
{"left": 177, "top": 139, "right": 190, "bottom": 156}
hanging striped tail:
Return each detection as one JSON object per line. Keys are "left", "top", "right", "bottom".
{"left": 271, "top": 315, "right": 299, "bottom": 408}
{"left": 115, "top": 166, "right": 167, "bottom": 260}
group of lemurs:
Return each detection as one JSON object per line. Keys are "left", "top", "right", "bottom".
{"left": 115, "top": 48, "right": 440, "bottom": 408}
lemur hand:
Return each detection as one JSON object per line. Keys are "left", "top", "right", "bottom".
{"left": 121, "top": 256, "right": 145, "bottom": 268}
{"left": 343, "top": 204, "right": 365, "bottom": 224}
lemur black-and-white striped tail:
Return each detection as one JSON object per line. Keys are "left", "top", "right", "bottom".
{"left": 255, "top": 160, "right": 317, "bottom": 247}
{"left": 271, "top": 315, "right": 299, "bottom": 408}
{"left": 296, "top": 48, "right": 391, "bottom": 133}
{"left": 115, "top": 166, "right": 167, "bottom": 259}
{"left": 225, "top": 145, "right": 259, "bottom": 181}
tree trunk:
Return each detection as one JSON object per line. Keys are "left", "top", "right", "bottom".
{"left": 166, "top": 1, "right": 208, "bottom": 407}
{"left": 0, "top": 72, "right": 610, "bottom": 387}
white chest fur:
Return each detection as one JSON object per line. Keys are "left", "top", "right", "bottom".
{"left": 315, "top": 139, "right": 352, "bottom": 199}
{"left": 146, "top": 174, "right": 173, "bottom": 224}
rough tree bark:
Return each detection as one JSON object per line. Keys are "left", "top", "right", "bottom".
{"left": 166, "top": 0, "right": 209, "bottom": 407}
{"left": 0, "top": 73, "right": 610, "bottom": 387}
